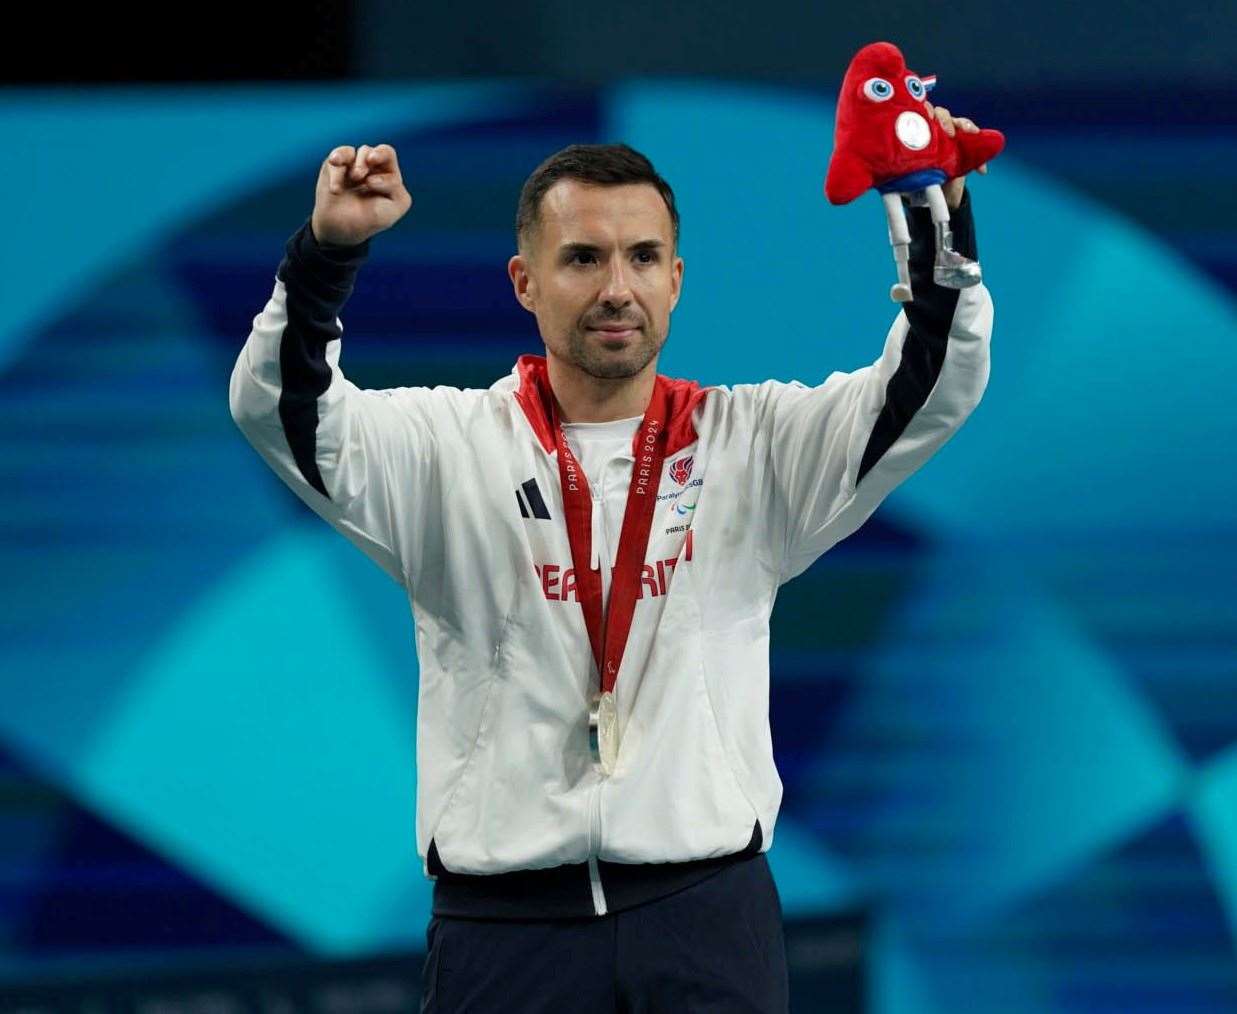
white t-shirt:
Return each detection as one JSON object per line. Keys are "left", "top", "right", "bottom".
{"left": 561, "top": 415, "right": 641, "bottom": 615}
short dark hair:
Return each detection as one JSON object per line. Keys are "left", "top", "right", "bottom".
{"left": 516, "top": 143, "right": 680, "bottom": 253}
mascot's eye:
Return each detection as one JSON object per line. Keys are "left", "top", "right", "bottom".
{"left": 906, "top": 76, "right": 925, "bottom": 99}
{"left": 862, "top": 77, "right": 894, "bottom": 102}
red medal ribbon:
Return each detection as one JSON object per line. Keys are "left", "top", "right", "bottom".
{"left": 550, "top": 378, "right": 670, "bottom": 694}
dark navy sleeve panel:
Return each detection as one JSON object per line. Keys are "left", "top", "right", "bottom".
{"left": 278, "top": 215, "right": 372, "bottom": 306}
{"left": 274, "top": 218, "right": 372, "bottom": 499}
{"left": 230, "top": 219, "right": 457, "bottom": 589}
{"left": 856, "top": 188, "right": 975, "bottom": 486}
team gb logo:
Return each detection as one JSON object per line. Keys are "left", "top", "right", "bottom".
{"left": 669, "top": 455, "right": 694, "bottom": 486}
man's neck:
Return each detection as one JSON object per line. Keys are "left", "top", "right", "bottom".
{"left": 546, "top": 353, "right": 657, "bottom": 423}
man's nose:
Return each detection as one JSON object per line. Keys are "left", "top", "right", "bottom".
{"left": 600, "top": 258, "right": 632, "bottom": 305}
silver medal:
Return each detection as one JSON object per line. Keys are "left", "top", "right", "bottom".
{"left": 589, "top": 690, "right": 619, "bottom": 775}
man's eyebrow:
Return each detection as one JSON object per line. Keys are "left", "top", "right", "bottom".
{"left": 557, "top": 239, "right": 666, "bottom": 256}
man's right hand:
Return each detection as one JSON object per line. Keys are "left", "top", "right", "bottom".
{"left": 310, "top": 144, "right": 413, "bottom": 248}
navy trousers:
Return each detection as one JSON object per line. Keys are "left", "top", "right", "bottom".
{"left": 419, "top": 852, "right": 788, "bottom": 1013}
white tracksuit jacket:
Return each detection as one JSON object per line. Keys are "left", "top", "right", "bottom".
{"left": 229, "top": 191, "right": 992, "bottom": 914}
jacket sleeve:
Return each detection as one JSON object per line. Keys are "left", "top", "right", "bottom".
{"left": 228, "top": 217, "right": 438, "bottom": 585}
{"left": 765, "top": 188, "right": 993, "bottom": 584}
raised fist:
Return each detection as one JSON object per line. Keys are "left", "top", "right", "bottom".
{"left": 310, "top": 143, "right": 413, "bottom": 248}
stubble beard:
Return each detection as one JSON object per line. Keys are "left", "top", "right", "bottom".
{"left": 563, "top": 320, "right": 666, "bottom": 381}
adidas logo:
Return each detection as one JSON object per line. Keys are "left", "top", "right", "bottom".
{"left": 516, "top": 478, "right": 551, "bottom": 520}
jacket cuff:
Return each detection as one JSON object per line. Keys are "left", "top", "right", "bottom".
{"left": 906, "top": 186, "right": 977, "bottom": 261}
{"left": 279, "top": 216, "right": 371, "bottom": 301}
{"left": 901, "top": 187, "right": 977, "bottom": 334}
{"left": 944, "top": 187, "right": 976, "bottom": 260}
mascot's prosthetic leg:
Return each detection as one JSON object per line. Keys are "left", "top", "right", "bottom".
{"left": 825, "top": 42, "right": 1006, "bottom": 302}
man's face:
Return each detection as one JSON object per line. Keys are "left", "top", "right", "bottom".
{"left": 508, "top": 179, "right": 684, "bottom": 381}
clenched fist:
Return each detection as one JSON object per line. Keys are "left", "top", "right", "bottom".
{"left": 310, "top": 143, "right": 413, "bottom": 248}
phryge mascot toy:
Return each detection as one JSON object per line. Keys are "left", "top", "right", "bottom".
{"left": 825, "top": 41, "right": 1005, "bottom": 301}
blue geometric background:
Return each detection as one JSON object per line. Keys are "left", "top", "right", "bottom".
{"left": 2, "top": 82, "right": 1235, "bottom": 1010}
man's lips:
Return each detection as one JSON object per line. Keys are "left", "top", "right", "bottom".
{"left": 588, "top": 324, "right": 641, "bottom": 339}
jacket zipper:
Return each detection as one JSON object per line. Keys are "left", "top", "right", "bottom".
{"left": 587, "top": 782, "right": 607, "bottom": 915}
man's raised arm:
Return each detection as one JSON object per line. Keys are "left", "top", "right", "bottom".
{"left": 763, "top": 174, "right": 993, "bottom": 584}
{"left": 228, "top": 144, "right": 435, "bottom": 585}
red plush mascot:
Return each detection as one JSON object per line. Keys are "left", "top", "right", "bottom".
{"left": 825, "top": 41, "right": 1005, "bottom": 301}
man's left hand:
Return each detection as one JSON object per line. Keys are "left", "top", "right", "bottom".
{"left": 925, "top": 102, "right": 989, "bottom": 210}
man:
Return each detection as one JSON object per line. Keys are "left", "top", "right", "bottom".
{"left": 229, "top": 107, "right": 992, "bottom": 1012}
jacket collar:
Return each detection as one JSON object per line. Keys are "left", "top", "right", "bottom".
{"left": 513, "top": 354, "right": 707, "bottom": 457}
